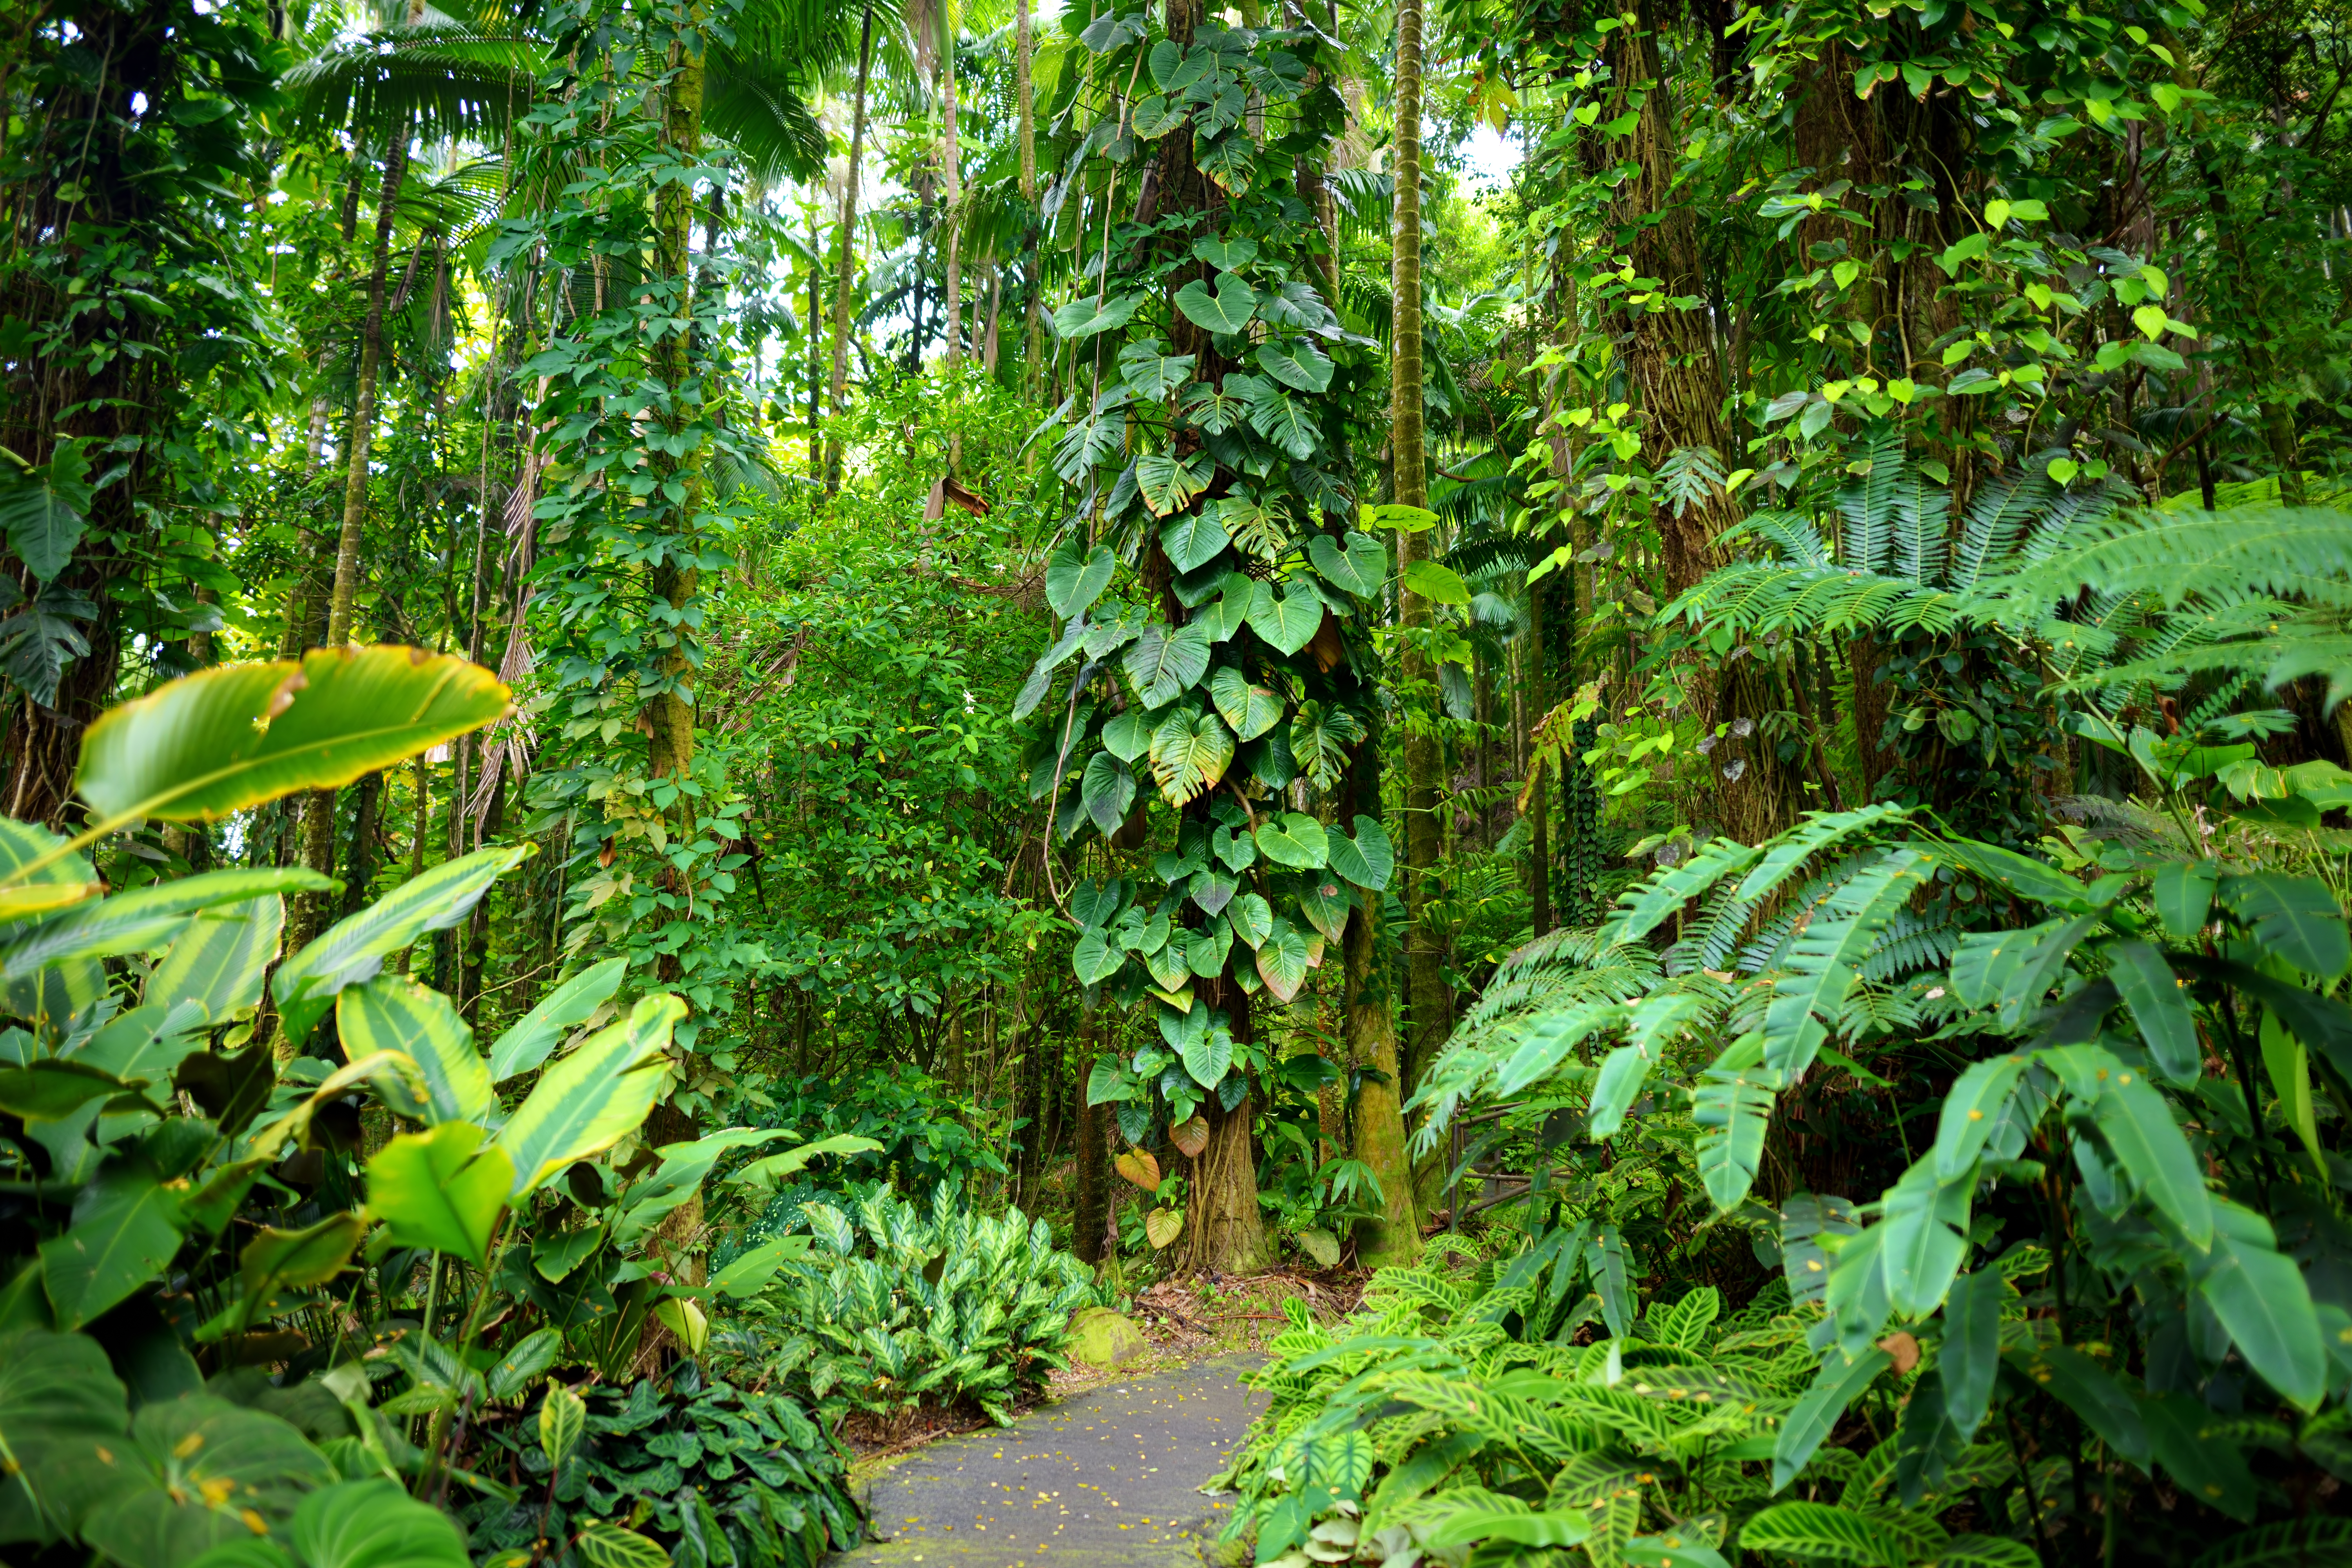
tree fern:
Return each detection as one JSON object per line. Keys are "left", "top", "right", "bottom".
{"left": 1836, "top": 422, "right": 1905, "bottom": 574}
{"left": 1761, "top": 847, "right": 1936, "bottom": 1082}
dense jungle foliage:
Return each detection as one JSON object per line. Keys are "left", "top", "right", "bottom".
{"left": 7, "top": 0, "right": 2352, "bottom": 1561}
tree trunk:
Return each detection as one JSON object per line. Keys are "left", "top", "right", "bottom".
{"left": 940, "top": 13, "right": 962, "bottom": 368}
{"left": 824, "top": 3, "right": 877, "bottom": 493}
{"left": 1344, "top": 749, "right": 1420, "bottom": 1266}
{"left": 1180, "top": 981, "right": 1271, "bottom": 1275}
{"left": 1390, "top": 0, "right": 1450, "bottom": 1136}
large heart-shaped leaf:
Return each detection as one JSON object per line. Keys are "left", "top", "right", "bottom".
{"left": 78, "top": 1397, "right": 333, "bottom": 1568}
{"left": 1248, "top": 580, "right": 1323, "bottom": 654}
{"left": 493, "top": 995, "right": 685, "bottom": 1195}
{"left": 487, "top": 956, "right": 628, "bottom": 1082}
{"left": 1297, "top": 874, "right": 1353, "bottom": 945}
{"left": 1150, "top": 707, "right": 1235, "bottom": 806}
{"left": 1308, "top": 532, "right": 1387, "bottom": 598}
{"left": 1207, "top": 666, "right": 1283, "bottom": 741}
{"left": 40, "top": 1154, "right": 185, "bottom": 1329}
{"left": 1117, "top": 340, "right": 1196, "bottom": 400}
{"left": 1160, "top": 506, "right": 1230, "bottom": 571}
{"left": 0, "top": 447, "right": 92, "bottom": 584}
{"left": 1181, "top": 1024, "right": 1234, "bottom": 1089}
{"left": 1131, "top": 92, "right": 1188, "bottom": 138}
{"left": 1196, "top": 130, "right": 1254, "bottom": 195}
{"left": 1257, "top": 339, "right": 1334, "bottom": 394}
{"left": 1174, "top": 274, "right": 1256, "bottom": 336}
{"left": 76, "top": 647, "right": 512, "bottom": 829}
{"left": 1144, "top": 1207, "right": 1183, "bottom": 1249}
{"left": 1243, "top": 381, "right": 1318, "bottom": 459}
{"left": 1073, "top": 928, "right": 1126, "bottom": 985}
{"left": 338, "top": 977, "right": 493, "bottom": 1126}
{"left": 1139, "top": 453, "right": 1214, "bottom": 520}
{"left": 1046, "top": 540, "right": 1118, "bottom": 617}
{"left": 1229, "top": 892, "right": 1273, "bottom": 948}
{"left": 1255, "top": 812, "right": 1329, "bottom": 869}
{"left": 1192, "top": 235, "right": 1259, "bottom": 272}
{"left": 1199, "top": 572, "right": 1256, "bottom": 641}
{"left": 1115, "top": 1149, "right": 1161, "bottom": 1192}
{"left": 1255, "top": 920, "right": 1312, "bottom": 1002}
{"left": 272, "top": 843, "right": 534, "bottom": 1047}
{"left": 1083, "top": 751, "right": 1138, "bottom": 835}
{"left": 1327, "top": 815, "right": 1394, "bottom": 891}
{"left": 285, "top": 1478, "right": 473, "bottom": 1568}
{"left": 1125, "top": 621, "right": 1212, "bottom": 707}
{"left": 1050, "top": 292, "right": 1143, "bottom": 339}
{"left": 0, "top": 1327, "right": 129, "bottom": 1543}
{"left": 366, "top": 1122, "right": 514, "bottom": 1265}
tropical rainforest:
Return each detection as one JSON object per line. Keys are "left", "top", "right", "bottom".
{"left": 3, "top": 0, "right": 2352, "bottom": 1563}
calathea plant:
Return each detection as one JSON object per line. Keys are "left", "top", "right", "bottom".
{"left": 1018, "top": 2, "right": 1391, "bottom": 1274}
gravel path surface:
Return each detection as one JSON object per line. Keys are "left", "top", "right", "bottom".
{"left": 830, "top": 1353, "right": 1267, "bottom": 1567}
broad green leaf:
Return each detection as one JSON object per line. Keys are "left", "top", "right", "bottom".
{"left": 365, "top": 1122, "right": 513, "bottom": 1265}
{"left": 1949, "top": 922, "right": 2053, "bottom": 1010}
{"left": 78, "top": 1396, "right": 334, "bottom": 1568}
{"left": 488, "top": 957, "right": 627, "bottom": 1082}
{"left": 2219, "top": 872, "right": 2350, "bottom": 977}
{"left": 1102, "top": 708, "right": 1154, "bottom": 763}
{"left": 2196, "top": 1201, "right": 2327, "bottom": 1406}
{"left": 2091, "top": 1068, "right": 2212, "bottom": 1245}
{"left": 606, "top": 1129, "right": 790, "bottom": 1250}
{"left": 1256, "top": 920, "right": 1311, "bottom": 1002}
{"left": 0, "top": 868, "right": 328, "bottom": 980}
{"left": 1256, "top": 339, "right": 1334, "bottom": 394}
{"left": 1940, "top": 1270, "right": 2004, "bottom": 1440}
{"left": 1255, "top": 812, "right": 1329, "bottom": 869}
{"left": 0, "top": 1327, "right": 129, "bottom": 1541}
{"left": 1045, "top": 540, "right": 1118, "bottom": 617}
{"left": 75, "top": 647, "right": 510, "bottom": 829}
{"left": 1199, "top": 572, "right": 1255, "bottom": 641}
{"left": 2006, "top": 1345, "right": 2148, "bottom": 1466}
{"left": 1149, "top": 707, "right": 1234, "bottom": 806}
{"left": 0, "top": 467, "right": 88, "bottom": 584}
{"left": 2151, "top": 859, "right": 2218, "bottom": 940}
{"left": 1229, "top": 892, "right": 1272, "bottom": 947}
{"left": 1932, "top": 1054, "right": 2026, "bottom": 1180}
{"left": 1125, "top": 621, "right": 1212, "bottom": 708}
{"left": 486, "top": 1331, "right": 563, "bottom": 1403}
{"left": 708, "top": 1234, "right": 813, "bottom": 1300}
{"left": 1936, "top": 836, "right": 2087, "bottom": 906}
{"left": 727, "top": 1132, "right": 886, "bottom": 1192}
{"left": 1773, "top": 1348, "right": 1891, "bottom": 1491}
{"left": 1180, "top": 1024, "right": 1233, "bottom": 1088}
{"left": 1739, "top": 1502, "right": 1908, "bottom": 1567}
{"left": 1307, "top": 531, "right": 1386, "bottom": 598}
{"left": 1247, "top": 579, "right": 1323, "bottom": 654}
{"left": 1158, "top": 503, "right": 1230, "bottom": 568}
{"left": 282, "top": 1477, "right": 472, "bottom": 1568}
{"left": 1142, "top": 453, "right": 1216, "bottom": 523}
{"left": 1327, "top": 815, "right": 1393, "bottom": 891}
{"left": 1049, "top": 292, "right": 1142, "bottom": 339}
{"left": 1780, "top": 1193, "right": 1858, "bottom": 1306}
{"left": 339, "top": 978, "right": 492, "bottom": 1126}
{"left": 1013, "top": 617, "right": 1088, "bottom": 721}
{"left": 494, "top": 995, "right": 685, "bottom": 1196}
{"left": 1213, "top": 822, "right": 1258, "bottom": 873}
{"left": 0, "top": 1058, "right": 127, "bottom": 1120}
{"left": 1073, "top": 929, "right": 1124, "bottom": 985}
{"left": 0, "top": 817, "right": 96, "bottom": 926}
{"left": 1296, "top": 873, "right": 1351, "bottom": 947}
{"left": 1880, "top": 1161, "right": 1973, "bottom": 1317}
{"left": 1082, "top": 751, "right": 1138, "bottom": 836}
{"left": 2140, "top": 1393, "right": 2256, "bottom": 1522}
{"left": 1130, "top": 92, "right": 1187, "bottom": 138}
{"left": 1693, "top": 1033, "right": 1779, "bottom": 1211}
{"left": 1495, "top": 1004, "right": 1624, "bottom": 1100}
{"left": 66, "top": 1003, "right": 205, "bottom": 1095}
{"left": 1423, "top": 1509, "right": 1591, "bottom": 1550}
{"left": 1586, "top": 1223, "right": 1635, "bottom": 1334}
{"left": 2259, "top": 1009, "right": 2327, "bottom": 1179}
{"left": 1207, "top": 666, "right": 1282, "bottom": 741}
{"left": 2106, "top": 940, "right": 2200, "bottom": 1083}
{"left": 40, "top": 1156, "right": 185, "bottom": 1329}
{"left": 1174, "top": 274, "right": 1255, "bottom": 335}
{"left": 1623, "top": 1534, "right": 1731, "bottom": 1568}
{"left": 145, "top": 895, "right": 283, "bottom": 1023}
{"left": 1243, "top": 381, "right": 1318, "bottom": 459}
{"left": 234, "top": 1212, "right": 366, "bottom": 1327}
{"left": 1400, "top": 558, "right": 1471, "bottom": 606}
{"left": 1192, "top": 234, "right": 1258, "bottom": 271}
{"left": 540, "top": 1383, "right": 585, "bottom": 1468}
{"left": 1995, "top": 912, "right": 2098, "bottom": 1026}
{"left": 272, "top": 843, "right": 534, "bottom": 1047}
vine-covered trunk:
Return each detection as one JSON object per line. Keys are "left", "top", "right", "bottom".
{"left": 1181, "top": 984, "right": 1270, "bottom": 1275}
{"left": 1343, "top": 750, "right": 1420, "bottom": 1265}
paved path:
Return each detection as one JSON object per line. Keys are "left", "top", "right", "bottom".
{"left": 832, "top": 1354, "right": 1267, "bottom": 1568}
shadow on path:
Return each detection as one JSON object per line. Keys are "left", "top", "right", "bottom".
{"left": 831, "top": 1352, "right": 1267, "bottom": 1567}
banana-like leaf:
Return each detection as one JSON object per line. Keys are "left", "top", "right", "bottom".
{"left": 74, "top": 647, "right": 510, "bottom": 828}
{"left": 366, "top": 1122, "right": 513, "bottom": 1265}
{"left": 339, "top": 978, "right": 493, "bottom": 1126}
{"left": 272, "top": 843, "right": 534, "bottom": 1047}
{"left": 0, "top": 867, "right": 330, "bottom": 980}
{"left": 494, "top": 995, "right": 686, "bottom": 1195}
{"left": 487, "top": 956, "right": 627, "bottom": 1082}
{"left": 144, "top": 895, "right": 284, "bottom": 1022}
{"left": 1772, "top": 1348, "right": 1890, "bottom": 1492}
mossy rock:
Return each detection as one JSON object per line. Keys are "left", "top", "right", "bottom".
{"left": 1068, "top": 1305, "right": 1147, "bottom": 1367}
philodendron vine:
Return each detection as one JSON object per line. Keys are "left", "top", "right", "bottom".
{"left": 1017, "top": 2, "right": 1388, "bottom": 1270}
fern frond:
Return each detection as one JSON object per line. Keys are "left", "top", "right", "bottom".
{"left": 1891, "top": 451, "right": 1954, "bottom": 586}
{"left": 1835, "top": 423, "right": 1904, "bottom": 573}
{"left": 1947, "top": 466, "right": 2047, "bottom": 589}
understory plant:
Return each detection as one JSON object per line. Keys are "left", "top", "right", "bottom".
{"left": 717, "top": 1181, "right": 1094, "bottom": 1425}
{"left": 0, "top": 648, "right": 864, "bottom": 1568}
